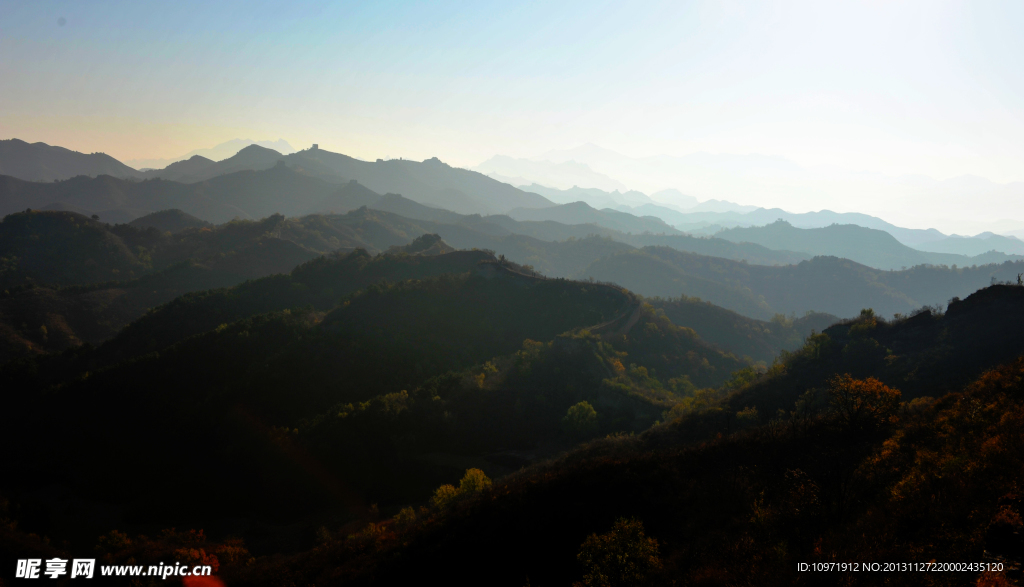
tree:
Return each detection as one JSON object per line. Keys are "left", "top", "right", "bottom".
{"left": 563, "top": 401, "right": 599, "bottom": 438}
{"left": 575, "top": 518, "right": 661, "bottom": 587}
{"left": 457, "top": 468, "right": 492, "bottom": 495}
{"left": 430, "top": 468, "right": 492, "bottom": 511}
{"left": 430, "top": 484, "right": 459, "bottom": 510}
{"left": 827, "top": 373, "right": 900, "bottom": 428}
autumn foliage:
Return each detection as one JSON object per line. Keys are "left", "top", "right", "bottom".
{"left": 827, "top": 373, "right": 901, "bottom": 428}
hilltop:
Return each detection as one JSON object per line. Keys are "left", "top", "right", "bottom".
{"left": 0, "top": 139, "right": 143, "bottom": 182}
{"left": 128, "top": 209, "right": 212, "bottom": 232}
{"left": 143, "top": 144, "right": 288, "bottom": 183}
{"left": 285, "top": 149, "right": 554, "bottom": 214}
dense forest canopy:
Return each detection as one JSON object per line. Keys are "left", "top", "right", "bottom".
{"left": 2, "top": 205, "right": 1023, "bottom": 586}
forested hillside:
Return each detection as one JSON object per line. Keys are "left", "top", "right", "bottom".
{"left": 2, "top": 199, "right": 1022, "bottom": 587}
{"left": 649, "top": 297, "right": 836, "bottom": 363}
{"left": 187, "top": 284, "right": 1024, "bottom": 587}
{"left": 0, "top": 211, "right": 330, "bottom": 361}
{"left": 0, "top": 260, "right": 749, "bottom": 551}
{"left": 3, "top": 216, "right": 1023, "bottom": 587}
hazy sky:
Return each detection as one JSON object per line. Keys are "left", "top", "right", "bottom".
{"left": 2, "top": 1, "right": 1023, "bottom": 214}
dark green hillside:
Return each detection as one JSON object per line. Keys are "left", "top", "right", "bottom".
{"left": 0, "top": 266, "right": 691, "bottom": 525}
{"left": 319, "top": 267, "right": 633, "bottom": 379}
{"left": 117, "top": 213, "right": 327, "bottom": 271}
{"left": 0, "top": 210, "right": 145, "bottom": 287}
{"left": 231, "top": 353, "right": 1024, "bottom": 587}
{"left": 711, "top": 284, "right": 1024, "bottom": 420}
{"left": 0, "top": 237, "right": 318, "bottom": 364}
{"left": 197, "top": 285, "right": 1024, "bottom": 587}
{"left": 0, "top": 212, "right": 334, "bottom": 362}
{"left": 0, "top": 210, "right": 328, "bottom": 288}
{"left": 649, "top": 296, "right": 837, "bottom": 363}
{"left": 128, "top": 208, "right": 212, "bottom": 232}
{"left": 0, "top": 262, "right": 751, "bottom": 538}
{"left": 586, "top": 249, "right": 777, "bottom": 319}
{"left": 6, "top": 263, "right": 639, "bottom": 420}
{"left": 295, "top": 308, "right": 746, "bottom": 505}
{"left": 0, "top": 206, "right": 637, "bottom": 360}
{"left": 387, "top": 233, "right": 456, "bottom": 255}
{"left": 588, "top": 246, "right": 1024, "bottom": 319}
{"left": 98, "top": 248, "right": 494, "bottom": 365}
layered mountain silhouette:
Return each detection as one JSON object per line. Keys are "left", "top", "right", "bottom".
{"left": 586, "top": 246, "right": 1024, "bottom": 319}
{"left": 138, "top": 155, "right": 215, "bottom": 182}
{"left": 143, "top": 144, "right": 288, "bottom": 183}
{"left": 0, "top": 167, "right": 809, "bottom": 271}
{"left": 285, "top": 148, "right": 554, "bottom": 214}
{"left": 128, "top": 209, "right": 211, "bottom": 232}
{"left": 507, "top": 201, "right": 681, "bottom": 235}
{"left": 125, "top": 138, "right": 296, "bottom": 170}
{"left": 5, "top": 139, "right": 1024, "bottom": 587}
{"left": 0, "top": 139, "right": 557, "bottom": 218}
{"left": 516, "top": 183, "right": 656, "bottom": 209}
{"left": 915, "top": 231, "right": 1024, "bottom": 256}
{"left": 0, "top": 139, "right": 143, "bottom": 182}
{"left": 716, "top": 220, "right": 1023, "bottom": 270}
{"left": 474, "top": 154, "right": 631, "bottom": 192}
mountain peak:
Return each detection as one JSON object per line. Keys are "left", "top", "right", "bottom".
{"left": 0, "top": 138, "right": 143, "bottom": 181}
{"left": 236, "top": 144, "right": 282, "bottom": 156}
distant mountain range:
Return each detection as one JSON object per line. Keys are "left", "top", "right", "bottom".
{"left": 283, "top": 148, "right": 553, "bottom": 215}
{"left": 0, "top": 139, "right": 143, "bottom": 182}
{"left": 506, "top": 201, "right": 681, "bottom": 235}
{"left": 124, "top": 138, "right": 296, "bottom": 170}
{"left": 141, "top": 144, "right": 289, "bottom": 183}
{"left": 509, "top": 182, "right": 1024, "bottom": 258}
{"left": 585, "top": 246, "right": 1024, "bottom": 320}
{"left": 716, "top": 220, "right": 1024, "bottom": 270}
{"left": 0, "top": 141, "right": 556, "bottom": 218}
{"left": 474, "top": 155, "right": 630, "bottom": 192}
{"left": 914, "top": 232, "right": 1024, "bottom": 256}
{"left": 5, "top": 137, "right": 1024, "bottom": 264}
{"left": 519, "top": 144, "right": 1024, "bottom": 235}
{"left": 517, "top": 184, "right": 657, "bottom": 209}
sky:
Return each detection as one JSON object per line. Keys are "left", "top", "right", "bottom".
{"left": 2, "top": 0, "right": 1023, "bottom": 231}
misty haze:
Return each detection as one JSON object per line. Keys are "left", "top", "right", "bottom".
{"left": 2, "top": 2, "right": 1023, "bottom": 586}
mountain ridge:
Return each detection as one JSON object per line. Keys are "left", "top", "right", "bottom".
{"left": 0, "top": 139, "right": 144, "bottom": 182}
